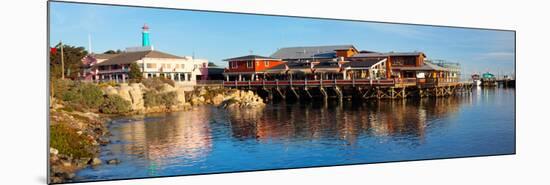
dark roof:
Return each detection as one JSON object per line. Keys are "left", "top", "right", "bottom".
{"left": 343, "top": 58, "right": 385, "bottom": 68}
{"left": 268, "top": 62, "right": 309, "bottom": 70}
{"left": 223, "top": 55, "right": 280, "bottom": 61}
{"left": 95, "top": 50, "right": 185, "bottom": 66}
{"left": 207, "top": 67, "right": 225, "bottom": 74}
{"left": 351, "top": 52, "right": 426, "bottom": 58}
{"left": 93, "top": 53, "right": 119, "bottom": 60}
{"left": 392, "top": 62, "right": 448, "bottom": 71}
{"left": 270, "top": 45, "right": 356, "bottom": 59}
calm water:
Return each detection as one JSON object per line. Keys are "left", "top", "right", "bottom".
{"left": 75, "top": 87, "right": 515, "bottom": 182}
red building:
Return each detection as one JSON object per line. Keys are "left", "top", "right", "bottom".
{"left": 223, "top": 55, "right": 284, "bottom": 81}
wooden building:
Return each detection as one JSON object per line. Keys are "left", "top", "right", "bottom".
{"left": 223, "top": 55, "right": 284, "bottom": 81}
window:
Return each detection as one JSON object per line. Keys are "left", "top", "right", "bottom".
{"left": 162, "top": 64, "right": 171, "bottom": 68}
{"left": 179, "top": 64, "right": 185, "bottom": 69}
{"left": 265, "top": 61, "right": 269, "bottom": 66}
{"left": 231, "top": 61, "right": 237, "bottom": 69}
{"left": 146, "top": 63, "right": 157, "bottom": 68}
{"left": 247, "top": 61, "right": 253, "bottom": 68}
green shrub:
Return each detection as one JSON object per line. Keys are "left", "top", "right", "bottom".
{"left": 144, "top": 91, "right": 177, "bottom": 108}
{"left": 58, "top": 82, "right": 104, "bottom": 110}
{"left": 97, "top": 81, "right": 117, "bottom": 88}
{"left": 77, "top": 83, "right": 104, "bottom": 109}
{"left": 61, "top": 90, "right": 81, "bottom": 102}
{"left": 51, "top": 78, "right": 74, "bottom": 99}
{"left": 161, "top": 91, "right": 177, "bottom": 107}
{"left": 100, "top": 95, "right": 131, "bottom": 114}
{"left": 50, "top": 124, "right": 95, "bottom": 158}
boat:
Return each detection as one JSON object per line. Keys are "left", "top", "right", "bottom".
{"left": 471, "top": 74, "right": 481, "bottom": 86}
{"left": 481, "top": 72, "right": 497, "bottom": 86}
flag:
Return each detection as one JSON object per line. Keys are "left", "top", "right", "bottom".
{"left": 50, "top": 47, "right": 57, "bottom": 55}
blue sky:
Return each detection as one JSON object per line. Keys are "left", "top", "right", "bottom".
{"left": 49, "top": 2, "right": 515, "bottom": 76}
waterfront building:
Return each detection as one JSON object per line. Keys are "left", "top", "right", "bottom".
{"left": 198, "top": 62, "right": 226, "bottom": 81}
{"left": 90, "top": 50, "right": 207, "bottom": 85}
{"left": 82, "top": 24, "right": 209, "bottom": 85}
{"left": 223, "top": 55, "right": 284, "bottom": 81}
{"left": 221, "top": 44, "right": 461, "bottom": 87}
{"left": 270, "top": 45, "right": 359, "bottom": 63}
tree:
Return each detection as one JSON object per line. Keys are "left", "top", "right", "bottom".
{"left": 128, "top": 62, "right": 143, "bottom": 83}
{"left": 50, "top": 42, "right": 88, "bottom": 80}
{"left": 103, "top": 49, "right": 122, "bottom": 54}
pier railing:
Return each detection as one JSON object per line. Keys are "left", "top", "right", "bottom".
{"left": 223, "top": 78, "right": 463, "bottom": 88}
{"left": 224, "top": 78, "right": 420, "bottom": 87}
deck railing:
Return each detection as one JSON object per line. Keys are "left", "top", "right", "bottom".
{"left": 223, "top": 78, "right": 463, "bottom": 87}
{"left": 224, "top": 78, "right": 418, "bottom": 87}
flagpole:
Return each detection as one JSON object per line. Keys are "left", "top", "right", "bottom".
{"left": 60, "top": 40, "right": 65, "bottom": 79}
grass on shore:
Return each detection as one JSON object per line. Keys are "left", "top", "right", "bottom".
{"left": 50, "top": 124, "right": 95, "bottom": 159}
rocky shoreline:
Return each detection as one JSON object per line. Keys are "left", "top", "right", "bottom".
{"left": 49, "top": 81, "right": 265, "bottom": 183}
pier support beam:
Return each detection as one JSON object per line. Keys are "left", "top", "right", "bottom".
{"left": 274, "top": 87, "right": 286, "bottom": 100}
{"left": 319, "top": 87, "right": 328, "bottom": 100}
{"left": 303, "top": 87, "right": 313, "bottom": 99}
{"left": 289, "top": 87, "right": 300, "bottom": 100}
{"left": 334, "top": 86, "right": 343, "bottom": 100}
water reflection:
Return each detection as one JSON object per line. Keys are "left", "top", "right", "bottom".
{"left": 76, "top": 88, "right": 514, "bottom": 182}
{"left": 112, "top": 108, "right": 213, "bottom": 174}
{"left": 227, "top": 96, "right": 470, "bottom": 146}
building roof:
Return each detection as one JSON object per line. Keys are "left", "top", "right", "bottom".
{"left": 207, "top": 67, "right": 225, "bottom": 75}
{"left": 223, "top": 55, "right": 280, "bottom": 61}
{"left": 270, "top": 45, "right": 356, "bottom": 60}
{"left": 343, "top": 58, "right": 385, "bottom": 68}
{"left": 351, "top": 52, "right": 426, "bottom": 58}
{"left": 393, "top": 62, "right": 449, "bottom": 71}
{"left": 93, "top": 53, "right": 119, "bottom": 60}
{"left": 95, "top": 50, "right": 185, "bottom": 66}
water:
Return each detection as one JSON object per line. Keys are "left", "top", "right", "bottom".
{"left": 74, "top": 87, "right": 515, "bottom": 182}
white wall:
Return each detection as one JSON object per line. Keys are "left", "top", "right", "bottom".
{"left": 140, "top": 57, "right": 207, "bottom": 80}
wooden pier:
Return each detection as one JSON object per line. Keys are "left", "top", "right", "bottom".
{"left": 223, "top": 78, "right": 472, "bottom": 100}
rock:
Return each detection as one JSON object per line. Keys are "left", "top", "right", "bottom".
{"left": 50, "top": 147, "right": 59, "bottom": 155}
{"left": 66, "top": 173, "right": 76, "bottom": 179}
{"left": 129, "top": 83, "right": 145, "bottom": 111}
{"left": 50, "top": 176, "right": 63, "bottom": 183}
{"left": 61, "top": 160, "right": 72, "bottom": 167}
{"left": 104, "top": 86, "right": 118, "bottom": 96}
{"left": 106, "top": 159, "right": 120, "bottom": 165}
{"left": 98, "top": 137, "right": 110, "bottom": 145}
{"left": 176, "top": 87, "right": 186, "bottom": 105}
{"left": 88, "top": 157, "right": 102, "bottom": 166}
{"left": 117, "top": 84, "right": 133, "bottom": 103}
{"left": 76, "top": 131, "right": 83, "bottom": 135}
{"left": 211, "top": 94, "right": 224, "bottom": 106}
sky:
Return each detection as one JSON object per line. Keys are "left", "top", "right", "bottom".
{"left": 49, "top": 2, "right": 515, "bottom": 77}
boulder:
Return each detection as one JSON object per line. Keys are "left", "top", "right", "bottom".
{"left": 104, "top": 86, "right": 118, "bottom": 96}
{"left": 88, "top": 157, "right": 102, "bottom": 166}
{"left": 176, "top": 87, "right": 186, "bottom": 105}
{"left": 128, "top": 83, "right": 145, "bottom": 111}
{"left": 211, "top": 94, "right": 224, "bottom": 106}
{"left": 106, "top": 159, "right": 120, "bottom": 165}
{"left": 50, "top": 147, "right": 59, "bottom": 155}
{"left": 117, "top": 84, "right": 132, "bottom": 103}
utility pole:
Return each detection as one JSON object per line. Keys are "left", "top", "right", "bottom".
{"left": 60, "top": 40, "right": 65, "bottom": 79}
